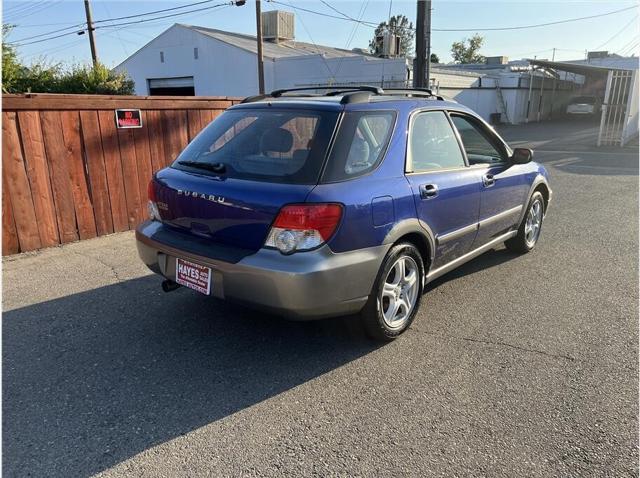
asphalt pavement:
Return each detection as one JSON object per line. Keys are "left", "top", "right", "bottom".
{"left": 3, "top": 119, "right": 638, "bottom": 477}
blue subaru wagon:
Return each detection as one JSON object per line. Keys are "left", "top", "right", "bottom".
{"left": 137, "top": 86, "right": 551, "bottom": 340}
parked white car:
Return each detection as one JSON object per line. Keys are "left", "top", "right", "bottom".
{"left": 566, "top": 96, "right": 601, "bottom": 116}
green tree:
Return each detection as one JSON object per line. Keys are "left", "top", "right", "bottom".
{"left": 57, "top": 63, "right": 134, "bottom": 95}
{"left": 2, "top": 26, "right": 135, "bottom": 95}
{"left": 2, "top": 25, "right": 22, "bottom": 93}
{"left": 451, "top": 34, "right": 485, "bottom": 64}
{"left": 430, "top": 53, "right": 440, "bottom": 64}
{"left": 369, "top": 15, "right": 415, "bottom": 57}
{"left": 13, "top": 61, "right": 61, "bottom": 94}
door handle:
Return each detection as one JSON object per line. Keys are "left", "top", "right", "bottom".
{"left": 483, "top": 174, "right": 495, "bottom": 188}
{"left": 420, "top": 184, "right": 438, "bottom": 199}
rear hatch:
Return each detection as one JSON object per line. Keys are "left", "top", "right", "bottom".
{"left": 151, "top": 104, "right": 340, "bottom": 253}
{"left": 153, "top": 168, "right": 313, "bottom": 252}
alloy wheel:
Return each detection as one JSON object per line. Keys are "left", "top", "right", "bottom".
{"left": 524, "top": 199, "right": 543, "bottom": 247}
{"left": 380, "top": 256, "right": 419, "bottom": 329}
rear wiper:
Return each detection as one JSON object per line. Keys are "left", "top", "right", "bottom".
{"left": 177, "top": 160, "right": 226, "bottom": 174}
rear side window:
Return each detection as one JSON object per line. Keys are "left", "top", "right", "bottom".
{"left": 322, "top": 111, "right": 396, "bottom": 182}
{"left": 571, "top": 96, "right": 596, "bottom": 104}
{"left": 408, "top": 111, "right": 465, "bottom": 172}
{"left": 173, "top": 109, "right": 338, "bottom": 184}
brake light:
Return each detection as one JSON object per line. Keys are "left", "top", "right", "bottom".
{"left": 148, "top": 180, "right": 157, "bottom": 202}
{"left": 147, "top": 180, "right": 161, "bottom": 221}
{"left": 265, "top": 203, "right": 343, "bottom": 254}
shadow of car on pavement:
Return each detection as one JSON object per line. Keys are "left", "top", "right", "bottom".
{"left": 3, "top": 276, "right": 378, "bottom": 477}
{"left": 3, "top": 245, "right": 527, "bottom": 477}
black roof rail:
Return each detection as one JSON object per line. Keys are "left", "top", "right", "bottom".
{"left": 271, "top": 85, "right": 383, "bottom": 97}
{"left": 381, "top": 88, "right": 445, "bottom": 100}
{"left": 240, "top": 94, "right": 271, "bottom": 104}
{"left": 239, "top": 85, "right": 448, "bottom": 104}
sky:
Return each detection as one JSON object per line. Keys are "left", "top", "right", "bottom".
{"left": 3, "top": 0, "right": 639, "bottom": 68}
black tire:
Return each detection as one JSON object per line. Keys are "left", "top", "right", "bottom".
{"left": 505, "top": 191, "right": 545, "bottom": 253}
{"left": 361, "top": 242, "right": 424, "bottom": 341}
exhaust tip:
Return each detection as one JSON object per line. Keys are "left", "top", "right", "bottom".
{"left": 162, "top": 279, "right": 181, "bottom": 293}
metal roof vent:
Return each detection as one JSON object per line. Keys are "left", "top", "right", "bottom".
{"left": 262, "top": 10, "right": 294, "bottom": 43}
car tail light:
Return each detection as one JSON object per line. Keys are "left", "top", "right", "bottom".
{"left": 147, "top": 180, "right": 162, "bottom": 221}
{"left": 265, "top": 203, "right": 343, "bottom": 254}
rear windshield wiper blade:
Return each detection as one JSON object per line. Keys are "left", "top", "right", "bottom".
{"left": 177, "top": 160, "right": 226, "bottom": 174}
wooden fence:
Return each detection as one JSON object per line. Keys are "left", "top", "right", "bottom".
{"left": 2, "top": 93, "right": 241, "bottom": 255}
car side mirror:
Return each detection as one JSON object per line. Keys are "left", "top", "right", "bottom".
{"left": 511, "top": 147, "right": 533, "bottom": 164}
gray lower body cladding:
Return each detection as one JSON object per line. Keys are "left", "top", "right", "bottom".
{"left": 136, "top": 221, "right": 390, "bottom": 320}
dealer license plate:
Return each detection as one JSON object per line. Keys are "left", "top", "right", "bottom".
{"left": 175, "top": 258, "right": 211, "bottom": 295}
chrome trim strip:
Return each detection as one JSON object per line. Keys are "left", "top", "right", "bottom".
{"left": 478, "top": 205, "right": 522, "bottom": 229}
{"left": 437, "top": 223, "right": 478, "bottom": 245}
{"left": 426, "top": 230, "right": 518, "bottom": 283}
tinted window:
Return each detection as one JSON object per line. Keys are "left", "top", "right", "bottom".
{"left": 173, "top": 109, "right": 338, "bottom": 184}
{"left": 323, "top": 111, "right": 396, "bottom": 182}
{"left": 408, "top": 111, "right": 465, "bottom": 172}
{"left": 571, "top": 96, "right": 596, "bottom": 104}
{"left": 450, "top": 114, "right": 505, "bottom": 165}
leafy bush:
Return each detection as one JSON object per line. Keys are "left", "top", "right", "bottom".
{"left": 2, "top": 26, "right": 135, "bottom": 95}
{"left": 55, "top": 63, "right": 135, "bottom": 95}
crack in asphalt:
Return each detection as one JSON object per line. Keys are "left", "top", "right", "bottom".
{"left": 72, "top": 251, "right": 124, "bottom": 283}
{"left": 416, "top": 329, "right": 578, "bottom": 362}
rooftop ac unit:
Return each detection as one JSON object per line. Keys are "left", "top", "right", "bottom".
{"left": 262, "top": 10, "right": 295, "bottom": 43}
{"left": 376, "top": 31, "right": 401, "bottom": 57}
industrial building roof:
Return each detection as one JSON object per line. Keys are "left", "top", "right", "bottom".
{"left": 181, "top": 24, "right": 372, "bottom": 60}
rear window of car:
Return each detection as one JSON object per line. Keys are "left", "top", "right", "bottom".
{"left": 322, "top": 111, "right": 396, "bottom": 182}
{"left": 571, "top": 96, "right": 596, "bottom": 104}
{"left": 172, "top": 109, "right": 339, "bottom": 184}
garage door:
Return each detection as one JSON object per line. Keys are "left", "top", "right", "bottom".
{"left": 148, "top": 77, "right": 195, "bottom": 96}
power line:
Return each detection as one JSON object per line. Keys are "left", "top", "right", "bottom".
{"left": 318, "top": 0, "right": 359, "bottom": 22}
{"left": 5, "top": 0, "right": 64, "bottom": 22}
{"left": 619, "top": 39, "right": 639, "bottom": 56}
{"left": 4, "top": 1, "right": 49, "bottom": 20}
{"left": 268, "top": 1, "right": 377, "bottom": 27}
{"left": 433, "top": 5, "right": 637, "bottom": 31}
{"left": 5, "top": 21, "right": 82, "bottom": 28}
{"left": 593, "top": 15, "right": 638, "bottom": 50}
{"left": 9, "top": 0, "right": 236, "bottom": 45}
{"left": 10, "top": 1, "right": 235, "bottom": 47}
{"left": 100, "top": 1, "right": 129, "bottom": 59}
{"left": 92, "top": 3, "right": 233, "bottom": 31}
{"left": 616, "top": 36, "right": 639, "bottom": 54}
{"left": 281, "top": 0, "right": 336, "bottom": 80}
{"left": 92, "top": 0, "right": 231, "bottom": 25}
{"left": 6, "top": 23, "right": 85, "bottom": 44}
{"left": 334, "top": 0, "right": 370, "bottom": 78}
{"left": 267, "top": 1, "right": 636, "bottom": 32}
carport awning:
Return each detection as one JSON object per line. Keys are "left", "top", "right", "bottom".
{"left": 527, "top": 59, "right": 614, "bottom": 76}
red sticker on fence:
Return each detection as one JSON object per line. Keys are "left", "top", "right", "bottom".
{"left": 176, "top": 258, "right": 211, "bottom": 295}
{"left": 115, "top": 109, "right": 142, "bottom": 129}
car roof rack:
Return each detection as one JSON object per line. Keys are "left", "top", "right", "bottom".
{"left": 270, "top": 85, "right": 383, "bottom": 97}
{"left": 240, "top": 85, "right": 446, "bottom": 104}
{"left": 382, "top": 88, "right": 445, "bottom": 100}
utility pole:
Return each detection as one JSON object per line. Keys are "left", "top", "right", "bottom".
{"left": 425, "top": 0, "right": 432, "bottom": 89}
{"left": 414, "top": 0, "right": 431, "bottom": 89}
{"left": 83, "top": 0, "right": 98, "bottom": 66}
{"left": 255, "top": 0, "right": 265, "bottom": 94}
{"left": 552, "top": 47, "right": 556, "bottom": 61}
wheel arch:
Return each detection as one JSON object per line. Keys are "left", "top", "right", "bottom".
{"left": 533, "top": 182, "right": 550, "bottom": 212}
{"left": 383, "top": 218, "right": 435, "bottom": 274}
{"left": 516, "top": 175, "right": 551, "bottom": 225}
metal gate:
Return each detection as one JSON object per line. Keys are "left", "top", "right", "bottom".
{"left": 598, "top": 69, "right": 633, "bottom": 146}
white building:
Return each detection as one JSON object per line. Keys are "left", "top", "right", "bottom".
{"left": 115, "top": 12, "right": 407, "bottom": 97}
{"left": 419, "top": 61, "right": 580, "bottom": 125}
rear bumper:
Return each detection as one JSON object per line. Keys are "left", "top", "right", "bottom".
{"left": 136, "top": 221, "right": 388, "bottom": 320}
